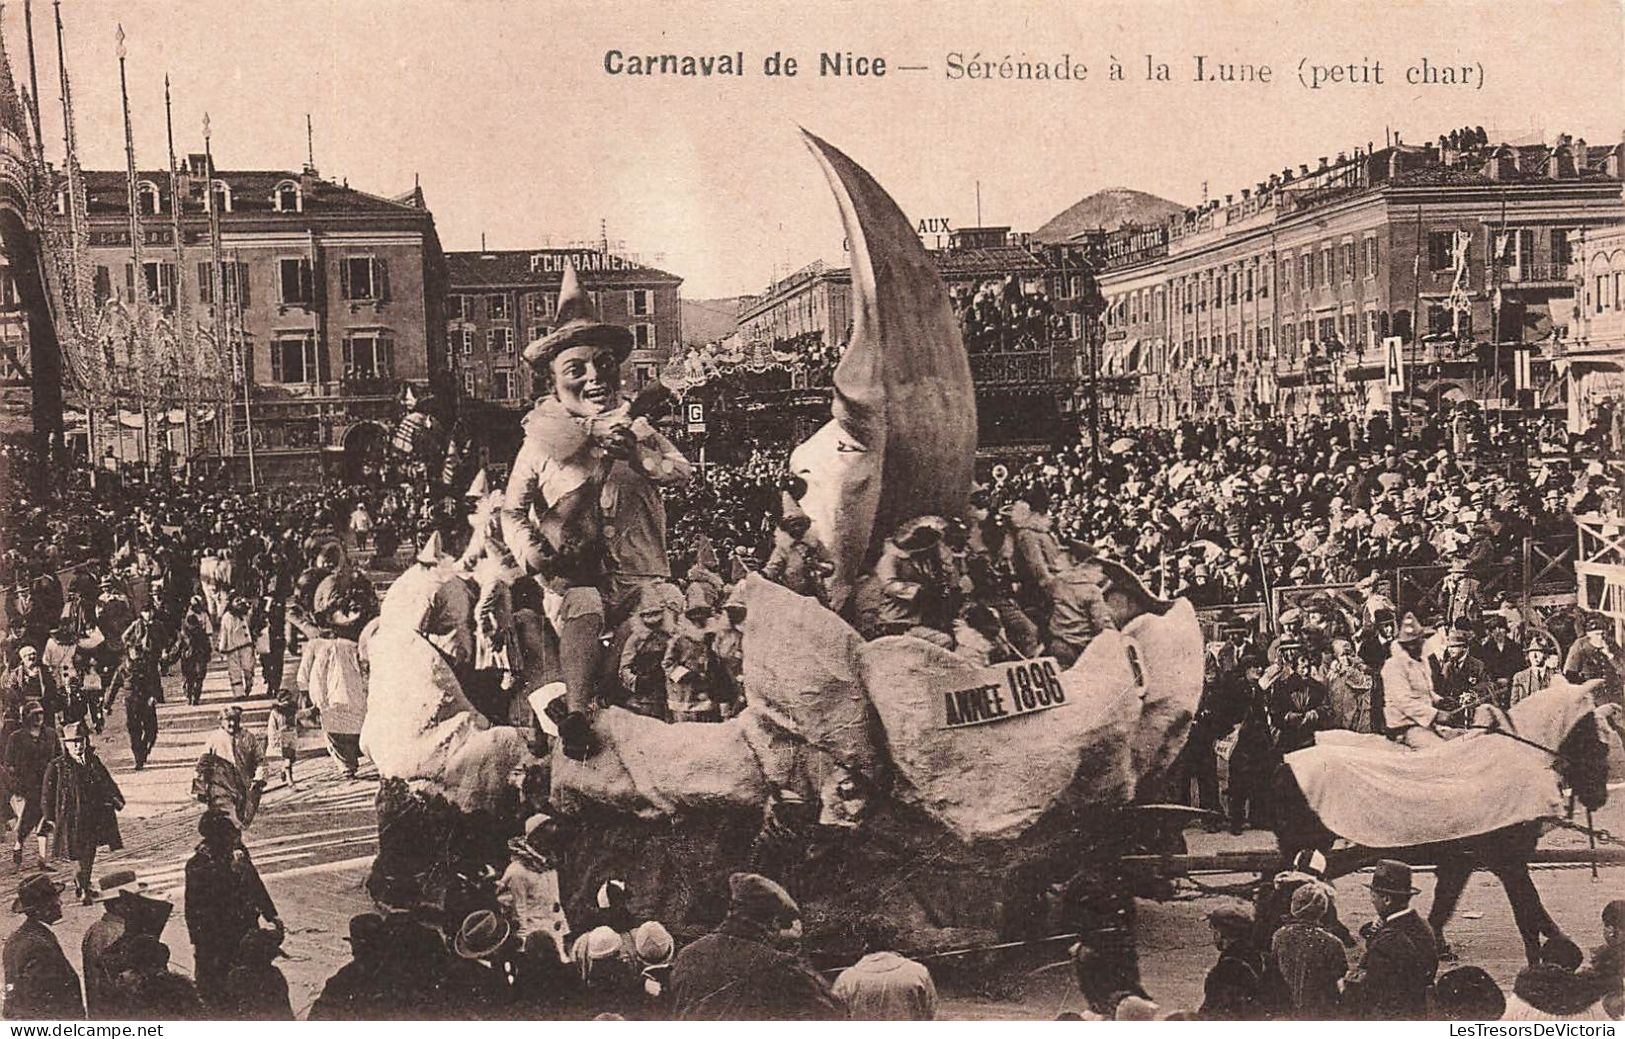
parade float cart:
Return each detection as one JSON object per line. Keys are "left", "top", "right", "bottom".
{"left": 356, "top": 131, "right": 1203, "bottom": 954}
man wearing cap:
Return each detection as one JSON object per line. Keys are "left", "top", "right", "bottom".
{"left": 1263, "top": 637, "right": 1332, "bottom": 755}
{"left": 1381, "top": 613, "right": 1449, "bottom": 748}
{"left": 215, "top": 595, "right": 257, "bottom": 701}
{"left": 1474, "top": 615, "right": 1525, "bottom": 709}
{"left": 852, "top": 520, "right": 956, "bottom": 647}
{"left": 503, "top": 265, "right": 691, "bottom": 761}
{"left": 672, "top": 871, "right": 842, "bottom": 1020}
{"left": 3, "top": 701, "right": 58, "bottom": 868}
{"left": 1564, "top": 614, "right": 1624, "bottom": 711}
{"left": 2, "top": 872, "right": 82, "bottom": 1018}
{"left": 1343, "top": 859, "right": 1439, "bottom": 1019}
{"left": 198, "top": 706, "right": 266, "bottom": 826}
{"left": 617, "top": 586, "right": 676, "bottom": 720}
{"left": 1197, "top": 905, "right": 1267, "bottom": 1020}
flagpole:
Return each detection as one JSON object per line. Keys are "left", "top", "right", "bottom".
{"left": 116, "top": 24, "right": 153, "bottom": 479}
{"left": 234, "top": 247, "right": 257, "bottom": 490}
{"left": 164, "top": 73, "right": 194, "bottom": 479}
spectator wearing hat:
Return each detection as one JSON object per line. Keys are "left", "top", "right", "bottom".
{"left": 1435, "top": 628, "right": 1499, "bottom": 726}
{"left": 502, "top": 266, "right": 690, "bottom": 761}
{"left": 82, "top": 871, "right": 167, "bottom": 1018}
{"left": 1008, "top": 488, "right": 1065, "bottom": 621}
{"left": 664, "top": 600, "right": 721, "bottom": 723}
{"left": 2, "top": 872, "right": 81, "bottom": 1019}
{"left": 628, "top": 921, "right": 676, "bottom": 1020}
{"left": 2, "top": 645, "right": 61, "bottom": 730}
{"left": 1270, "top": 882, "right": 1347, "bottom": 1019}
{"left": 4, "top": 700, "right": 58, "bottom": 868}
{"left": 1510, "top": 635, "right": 1559, "bottom": 708}
{"left": 1431, "top": 964, "right": 1506, "bottom": 1019}
{"left": 184, "top": 808, "right": 280, "bottom": 1008}
{"left": 1343, "top": 860, "right": 1439, "bottom": 1019}
{"left": 570, "top": 924, "right": 636, "bottom": 1016}
{"left": 308, "top": 914, "right": 392, "bottom": 1020}
{"left": 672, "top": 871, "right": 842, "bottom": 1020}
{"left": 832, "top": 915, "right": 937, "bottom": 1020}
{"left": 1382, "top": 614, "right": 1448, "bottom": 749}
{"left": 446, "top": 910, "right": 516, "bottom": 1019}
{"left": 1325, "top": 637, "right": 1375, "bottom": 733}
{"left": 1263, "top": 637, "right": 1332, "bottom": 755}
{"left": 1198, "top": 904, "right": 1268, "bottom": 1020}
{"left": 40, "top": 624, "right": 91, "bottom": 731}
{"left": 1503, "top": 936, "right": 1613, "bottom": 1021}
{"left": 1474, "top": 616, "right": 1525, "bottom": 708}
{"left": 40, "top": 721, "right": 123, "bottom": 903}
{"left": 1565, "top": 614, "right": 1624, "bottom": 711}
{"left": 97, "top": 932, "right": 203, "bottom": 1020}
{"left": 164, "top": 597, "right": 213, "bottom": 707}
{"left": 223, "top": 927, "right": 294, "bottom": 1019}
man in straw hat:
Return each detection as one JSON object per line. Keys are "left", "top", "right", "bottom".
{"left": 1380, "top": 613, "right": 1450, "bottom": 749}
{"left": 502, "top": 265, "right": 690, "bottom": 760}
{"left": 1343, "top": 859, "right": 1439, "bottom": 1019}
{"left": 2, "top": 872, "right": 82, "bottom": 1018}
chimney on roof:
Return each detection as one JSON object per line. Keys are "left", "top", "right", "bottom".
{"left": 1485, "top": 144, "right": 1516, "bottom": 181}
{"left": 1318, "top": 157, "right": 1329, "bottom": 171}
{"left": 1224, "top": 193, "right": 1233, "bottom": 205}
{"left": 1575, "top": 138, "right": 1589, "bottom": 169}
{"left": 1607, "top": 140, "right": 1623, "bottom": 179}
{"left": 1549, "top": 144, "right": 1576, "bottom": 179}
{"left": 1299, "top": 164, "right": 1310, "bottom": 177}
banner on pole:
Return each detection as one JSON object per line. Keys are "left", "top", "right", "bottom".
{"left": 1512, "top": 346, "right": 1532, "bottom": 392}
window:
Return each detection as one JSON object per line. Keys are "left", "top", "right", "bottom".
{"left": 197, "top": 261, "right": 250, "bottom": 306}
{"left": 1210, "top": 274, "right": 1221, "bottom": 307}
{"left": 1300, "top": 255, "right": 1312, "bottom": 287}
{"left": 1615, "top": 272, "right": 1623, "bottom": 310}
{"left": 1229, "top": 272, "right": 1240, "bottom": 305}
{"left": 492, "top": 368, "right": 516, "bottom": 400}
{"left": 458, "top": 328, "right": 475, "bottom": 356}
{"left": 1428, "top": 231, "right": 1456, "bottom": 272}
{"left": 140, "top": 261, "right": 176, "bottom": 308}
{"left": 633, "top": 323, "right": 653, "bottom": 350}
{"left": 1245, "top": 267, "right": 1255, "bottom": 301}
{"left": 1341, "top": 243, "right": 1356, "bottom": 282}
{"left": 1282, "top": 320, "right": 1295, "bottom": 348}
{"left": 93, "top": 266, "right": 111, "bottom": 306}
{"left": 487, "top": 294, "right": 509, "bottom": 320}
{"left": 342, "top": 332, "right": 395, "bottom": 380}
{"left": 273, "top": 181, "right": 300, "bottom": 213}
{"left": 1599, "top": 276, "right": 1609, "bottom": 314}
{"left": 136, "top": 181, "right": 161, "bottom": 216}
{"left": 341, "top": 256, "right": 388, "bottom": 301}
{"left": 206, "top": 179, "right": 232, "bottom": 214}
{"left": 531, "top": 291, "right": 557, "bottom": 318}
{"left": 489, "top": 328, "right": 514, "bottom": 356}
{"left": 1318, "top": 316, "right": 1337, "bottom": 345}
{"left": 1551, "top": 230, "right": 1572, "bottom": 269}
{"left": 278, "top": 258, "right": 314, "bottom": 305}
{"left": 1366, "top": 310, "right": 1381, "bottom": 352}
{"left": 270, "top": 336, "right": 319, "bottom": 384}
{"left": 1280, "top": 256, "right": 1292, "bottom": 292}
{"left": 1319, "top": 248, "right": 1333, "bottom": 286}
{"left": 461, "top": 370, "right": 475, "bottom": 396}
{"left": 448, "top": 295, "right": 472, "bottom": 322}
{"left": 1364, "top": 238, "right": 1379, "bottom": 279}
{"left": 629, "top": 289, "right": 653, "bottom": 317}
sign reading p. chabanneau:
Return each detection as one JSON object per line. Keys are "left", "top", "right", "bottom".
{"left": 934, "top": 657, "right": 1070, "bottom": 729}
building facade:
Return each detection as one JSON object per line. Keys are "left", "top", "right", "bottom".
{"left": 444, "top": 248, "right": 682, "bottom": 462}
{"left": 734, "top": 229, "right": 1096, "bottom": 449}
{"left": 1564, "top": 220, "right": 1625, "bottom": 436}
{"left": 62, "top": 155, "right": 448, "bottom": 484}
{"left": 1094, "top": 133, "right": 1625, "bottom": 424}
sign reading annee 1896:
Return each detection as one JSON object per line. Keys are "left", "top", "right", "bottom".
{"left": 933, "top": 657, "right": 1069, "bottom": 729}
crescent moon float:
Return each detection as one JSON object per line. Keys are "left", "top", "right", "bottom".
{"left": 790, "top": 130, "right": 979, "bottom": 609}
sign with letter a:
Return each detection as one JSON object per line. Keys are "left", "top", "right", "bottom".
{"left": 1383, "top": 336, "right": 1405, "bottom": 392}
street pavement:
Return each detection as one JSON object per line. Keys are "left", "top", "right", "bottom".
{"left": 3, "top": 641, "right": 1621, "bottom": 1019}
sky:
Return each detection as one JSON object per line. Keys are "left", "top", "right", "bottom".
{"left": 12, "top": 0, "right": 1623, "bottom": 298}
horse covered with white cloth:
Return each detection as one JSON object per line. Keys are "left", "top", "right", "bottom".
{"left": 1271, "top": 681, "right": 1614, "bottom": 964}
